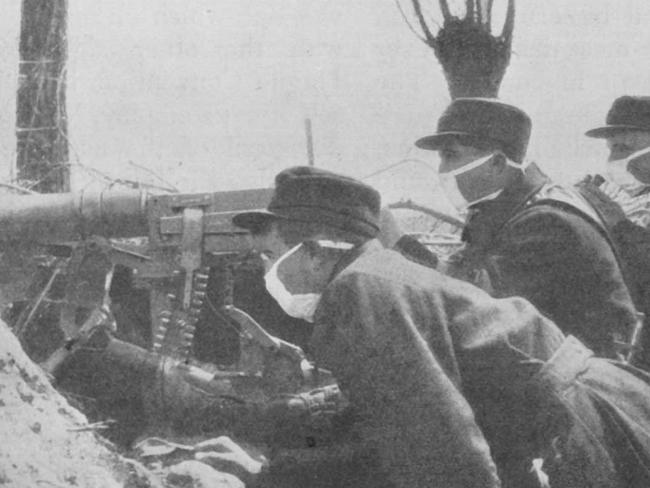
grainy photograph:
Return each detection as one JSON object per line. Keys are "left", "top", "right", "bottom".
{"left": 2, "top": 1, "right": 650, "bottom": 487}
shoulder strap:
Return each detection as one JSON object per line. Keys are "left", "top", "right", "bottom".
{"left": 509, "top": 196, "right": 612, "bottom": 243}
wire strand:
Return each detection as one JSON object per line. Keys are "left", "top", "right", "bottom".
{"left": 362, "top": 157, "right": 436, "bottom": 180}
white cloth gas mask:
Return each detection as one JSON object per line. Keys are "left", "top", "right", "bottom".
{"left": 264, "top": 240, "right": 354, "bottom": 323}
{"left": 606, "top": 146, "right": 650, "bottom": 193}
{"left": 438, "top": 152, "right": 524, "bottom": 211}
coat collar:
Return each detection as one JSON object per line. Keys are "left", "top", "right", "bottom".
{"left": 325, "top": 238, "right": 384, "bottom": 284}
{"left": 312, "top": 238, "right": 383, "bottom": 325}
{"left": 462, "top": 163, "right": 550, "bottom": 248}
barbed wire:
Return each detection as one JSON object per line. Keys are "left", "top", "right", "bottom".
{"left": 362, "top": 157, "right": 436, "bottom": 181}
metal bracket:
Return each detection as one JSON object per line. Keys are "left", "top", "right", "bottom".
{"left": 180, "top": 208, "right": 204, "bottom": 310}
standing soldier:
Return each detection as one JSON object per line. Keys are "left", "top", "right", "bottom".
{"left": 581, "top": 95, "right": 650, "bottom": 369}
{"left": 585, "top": 95, "right": 650, "bottom": 228}
{"left": 415, "top": 98, "right": 638, "bottom": 359}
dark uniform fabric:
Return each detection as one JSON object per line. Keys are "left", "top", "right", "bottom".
{"left": 576, "top": 176, "right": 650, "bottom": 369}
{"left": 454, "top": 163, "right": 637, "bottom": 358}
{"left": 532, "top": 338, "right": 650, "bottom": 487}
{"left": 311, "top": 240, "right": 650, "bottom": 487}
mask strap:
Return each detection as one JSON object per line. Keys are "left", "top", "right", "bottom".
{"left": 312, "top": 240, "right": 354, "bottom": 250}
{"left": 264, "top": 242, "right": 303, "bottom": 276}
{"left": 509, "top": 158, "right": 529, "bottom": 171}
{"left": 442, "top": 152, "right": 525, "bottom": 177}
{"left": 624, "top": 145, "right": 650, "bottom": 164}
{"left": 443, "top": 153, "right": 495, "bottom": 177}
{"left": 469, "top": 188, "right": 504, "bottom": 206}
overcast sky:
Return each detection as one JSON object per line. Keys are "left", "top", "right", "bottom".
{"left": 1, "top": 1, "right": 650, "bottom": 209}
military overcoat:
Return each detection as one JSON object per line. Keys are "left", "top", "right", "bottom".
{"left": 456, "top": 163, "right": 638, "bottom": 358}
{"left": 312, "top": 239, "right": 650, "bottom": 487}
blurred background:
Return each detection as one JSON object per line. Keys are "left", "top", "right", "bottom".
{"left": 0, "top": 0, "right": 649, "bottom": 216}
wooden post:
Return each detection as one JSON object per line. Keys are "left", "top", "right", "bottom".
{"left": 16, "top": 0, "right": 70, "bottom": 193}
{"left": 304, "top": 118, "right": 315, "bottom": 166}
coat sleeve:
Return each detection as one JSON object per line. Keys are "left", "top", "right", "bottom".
{"left": 488, "top": 205, "right": 636, "bottom": 356}
{"left": 310, "top": 271, "right": 501, "bottom": 488}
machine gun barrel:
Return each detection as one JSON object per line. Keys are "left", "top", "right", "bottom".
{"left": 0, "top": 187, "right": 274, "bottom": 247}
{"left": 0, "top": 189, "right": 148, "bottom": 243}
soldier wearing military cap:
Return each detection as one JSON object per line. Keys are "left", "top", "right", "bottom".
{"left": 581, "top": 96, "right": 650, "bottom": 370}
{"left": 585, "top": 95, "right": 650, "bottom": 227}
{"left": 416, "top": 98, "right": 638, "bottom": 359}
{"left": 233, "top": 165, "right": 650, "bottom": 488}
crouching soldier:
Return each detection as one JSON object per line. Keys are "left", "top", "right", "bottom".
{"left": 233, "top": 165, "right": 650, "bottom": 488}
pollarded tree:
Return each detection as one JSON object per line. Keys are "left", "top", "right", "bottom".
{"left": 399, "top": 0, "right": 515, "bottom": 98}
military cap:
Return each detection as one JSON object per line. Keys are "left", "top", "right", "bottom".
{"left": 586, "top": 96, "right": 650, "bottom": 138}
{"left": 232, "top": 166, "right": 381, "bottom": 237}
{"left": 415, "top": 98, "right": 532, "bottom": 163}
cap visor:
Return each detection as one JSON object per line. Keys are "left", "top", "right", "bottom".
{"left": 415, "top": 132, "right": 473, "bottom": 150}
{"left": 232, "top": 209, "right": 279, "bottom": 231}
{"left": 585, "top": 125, "right": 650, "bottom": 138}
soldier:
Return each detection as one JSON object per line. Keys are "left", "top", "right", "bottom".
{"left": 233, "top": 165, "right": 650, "bottom": 488}
{"left": 582, "top": 96, "right": 650, "bottom": 369}
{"left": 585, "top": 95, "right": 650, "bottom": 228}
{"left": 415, "top": 98, "right": 637, "bottom": 359}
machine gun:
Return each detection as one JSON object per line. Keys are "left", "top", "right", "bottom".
{"left": 2, "top": 188, "right": 269, "bottom": 357}
{"left": 0, "top": 188, "right": 339, "bottom": 443}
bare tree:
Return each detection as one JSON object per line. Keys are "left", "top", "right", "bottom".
{"left": 399, "top": 0, "right": 515, "bottom": 98}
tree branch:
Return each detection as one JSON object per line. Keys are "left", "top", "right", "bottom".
{"left": 476, "top": 0, "right": 485, "bottom": 25}
{"left": 487, "top": 0, "right": 494, "bottom": 25}
{"left": 0, "top": 182, "right": 38, "bottom": 195}
{"left": 466, "top": 0, "right": 475, "bottom": 22}
{"left": 477, "top": 0, "right": 492, "bottom": 28}
{"left": 438, "top": 0, "right": 452, "bottom": 22}
{"left": 411, "top": 0, "right": 437, "bottom": 47}
{"left": 501, "top": 0, "right": 515, "bottom": 43}
{"left": 395, "top": 0, "right": 429, "bottom": 44}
